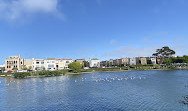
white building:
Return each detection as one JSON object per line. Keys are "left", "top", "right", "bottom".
{"left": 150, "top": 57, "right": 157, "bottom": 65}
{"left": 45, "top": 58, "right": 56, "bottom": 71}
{"left": 56, "top": 59, "right": 73, "bottom": 70}
{"left": 32, "top": 59, "right": 45, "bottom": 70}
{"left": 88, "top": 59, "right": 100, "bottom": 68}
{"left": 130, "top": 58, "right": 136, "bottom": 65}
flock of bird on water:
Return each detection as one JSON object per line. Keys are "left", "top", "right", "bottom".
{"left": 74, "top": 76, "right": 147, "bottom": 83}
{"left": 0, "top": 74, "right": 148, "bottom": 86}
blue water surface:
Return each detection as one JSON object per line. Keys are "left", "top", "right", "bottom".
{"left": 0, "top": 70, "right": 188, "bottom": 111}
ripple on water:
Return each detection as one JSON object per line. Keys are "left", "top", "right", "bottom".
{"left": 0, "top": 70, "right": 188, "bottom": 111}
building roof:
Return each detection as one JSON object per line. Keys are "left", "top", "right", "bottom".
{"left": 56, "top": 59, "right": 72, "bottom": 60}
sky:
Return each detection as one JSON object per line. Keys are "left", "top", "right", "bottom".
{"left": 0, "top": 0, "right": 188, "bottom": 64}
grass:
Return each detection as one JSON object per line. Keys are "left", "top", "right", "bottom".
{"left": 0, "top": 65, "right": 180, "bottom": 79}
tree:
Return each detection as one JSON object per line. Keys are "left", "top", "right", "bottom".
{"left": 43, "top": 67, "right": 46, "bottom": 71}
{"left": 163, "top": 58, "right": 173, "bottom": 65}
{"left": 12, "top": 67, "right": 18, "bottom": 71}
{"left": 68, "top": 62, "right": 82, "bottom": 73}
{"left": 83, "top": 61, "right": 89, "bottom": 67}
{"left": 153, "top": 46, "right": 175, "bottom": 58}
{"left": 28, "top": 66, "right": 32, "bottom": 70}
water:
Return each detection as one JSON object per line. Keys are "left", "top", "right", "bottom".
{"left": 0, "top": 70, "right": 188, "bottom": 111}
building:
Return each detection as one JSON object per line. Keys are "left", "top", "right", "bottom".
{"left": 140, "top": 57, "right": 147, "bottom": 65}
{"left": 32, "top": 59, "right": 45, "bottom": 70}
{"left": 5, "top": 54, "right": 24, "bottom": 71}
{"left": 121, "top": 58, "right": 130, "bottom": 65}
{"left": 22, "top": 59, "right": 33, "bottom": 70}
{"left": 157, "top": 58, "right": 163, "bottom": 64}
{"left": 130, "top": 58, "right": 136, "bottom": 65}
{"left": 56, "top": 59, "right": 73, "bottom": 70}
{"left": 136, "top": 57, "right": 141, "bottom": 64}
{"left": 150, "top": 57, "right": 157, "bottom": 65}
{"left": 88, "top": 59, "right": 100, "bottom": 68}
{"left": 108, "top": 59, "right": 114, "bottom": 67}
{"left": 45, "top": 58, "right": 56, "bottom": 71}
{"left": 100, "top": 61, "right": 109, "bottom": 67}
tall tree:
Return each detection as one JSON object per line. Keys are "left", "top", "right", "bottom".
{"left": 68, "top": 62, "right": 82, "bottom": 73}
{"left": 152, "top": 46, "right": 175, "bottom": 58}
{"left": 83, "top": 61, "right": 89, "bottom": 67}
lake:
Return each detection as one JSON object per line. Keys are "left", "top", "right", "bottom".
{"left": 0, "top": 70, "right": 188, "bottom": 111}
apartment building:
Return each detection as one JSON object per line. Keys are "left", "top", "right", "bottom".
{"left": 5, "top": 54, "right": 24, "bottom": 71}
{"left": 150, "top": 57, "right": 157, "bottom": 65}
{"left": 22, "top": 59, "right": 33, "bottom": 70}
{"left": 130, "top": 58, "right": 136, "bottom": 65}
{"left": 120, "top": 58, "right": 130, "bottom": 65}
{"left": 32, "top": 59, "right": 45, "bottom": 70}
{"left": 140, "top": 57, "right": 147, "bottom": 65}
{"left": 56, "top": 59, "right": 73, "bottom": 70}
{"left": 88, "top": 59, "right": 100, "bottom": 68}
{"left": 109, "top": 59, "right": 114, "bottom": 66}
{"left": 45, "top": 58, "right": 56, "bottom": 71}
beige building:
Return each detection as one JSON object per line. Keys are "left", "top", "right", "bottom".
{"left": 56, "top": 59, "right": 73, "bottom": 70}
{"left": 5, "top": 54, "right": 24, "bottom": 71}
{"left": 22, "top": 59, "right": 33, "bottom": 70}
{"left": 121, "top": 58, "right": 130, "bottom": 65}
{"left": 140, "top": 57, "right": 147, "bottom": 65}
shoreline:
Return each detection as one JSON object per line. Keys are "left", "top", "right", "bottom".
{"left": 0, "top": 68, "right": 186, "bottom": 79}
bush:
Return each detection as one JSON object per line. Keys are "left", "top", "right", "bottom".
{"left": 68, "top": 62, "right": 82, "bottom": 73}
{"left": 13, "top": 72, "right": 31, "bottom": 78}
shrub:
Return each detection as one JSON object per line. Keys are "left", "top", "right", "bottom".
{"left": 13, "top": 72, "right": 31, "bottom": 78}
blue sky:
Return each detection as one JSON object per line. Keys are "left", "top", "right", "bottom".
{"left": 0, "top": 0, "right": 188, "bottom": 64}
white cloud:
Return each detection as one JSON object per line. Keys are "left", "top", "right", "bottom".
{"left": 0, "top": 0, "right": 63, "bottom": 21}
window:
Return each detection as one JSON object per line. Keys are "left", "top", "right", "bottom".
{"left": 66, "top": 61, "right": 69, "bottom": 63}
{"left": 52, "top": 61, "right": 55, "bottom": 63}
{"left": 41, "top": 62, "right": 44, "bottom": 64}
{"left": 36, "top": 62, "right": 39, "bottom": 64}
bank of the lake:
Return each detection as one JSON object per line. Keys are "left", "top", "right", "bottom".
{"left": 0, "top": 66, "right": 173, "bottom": 78}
